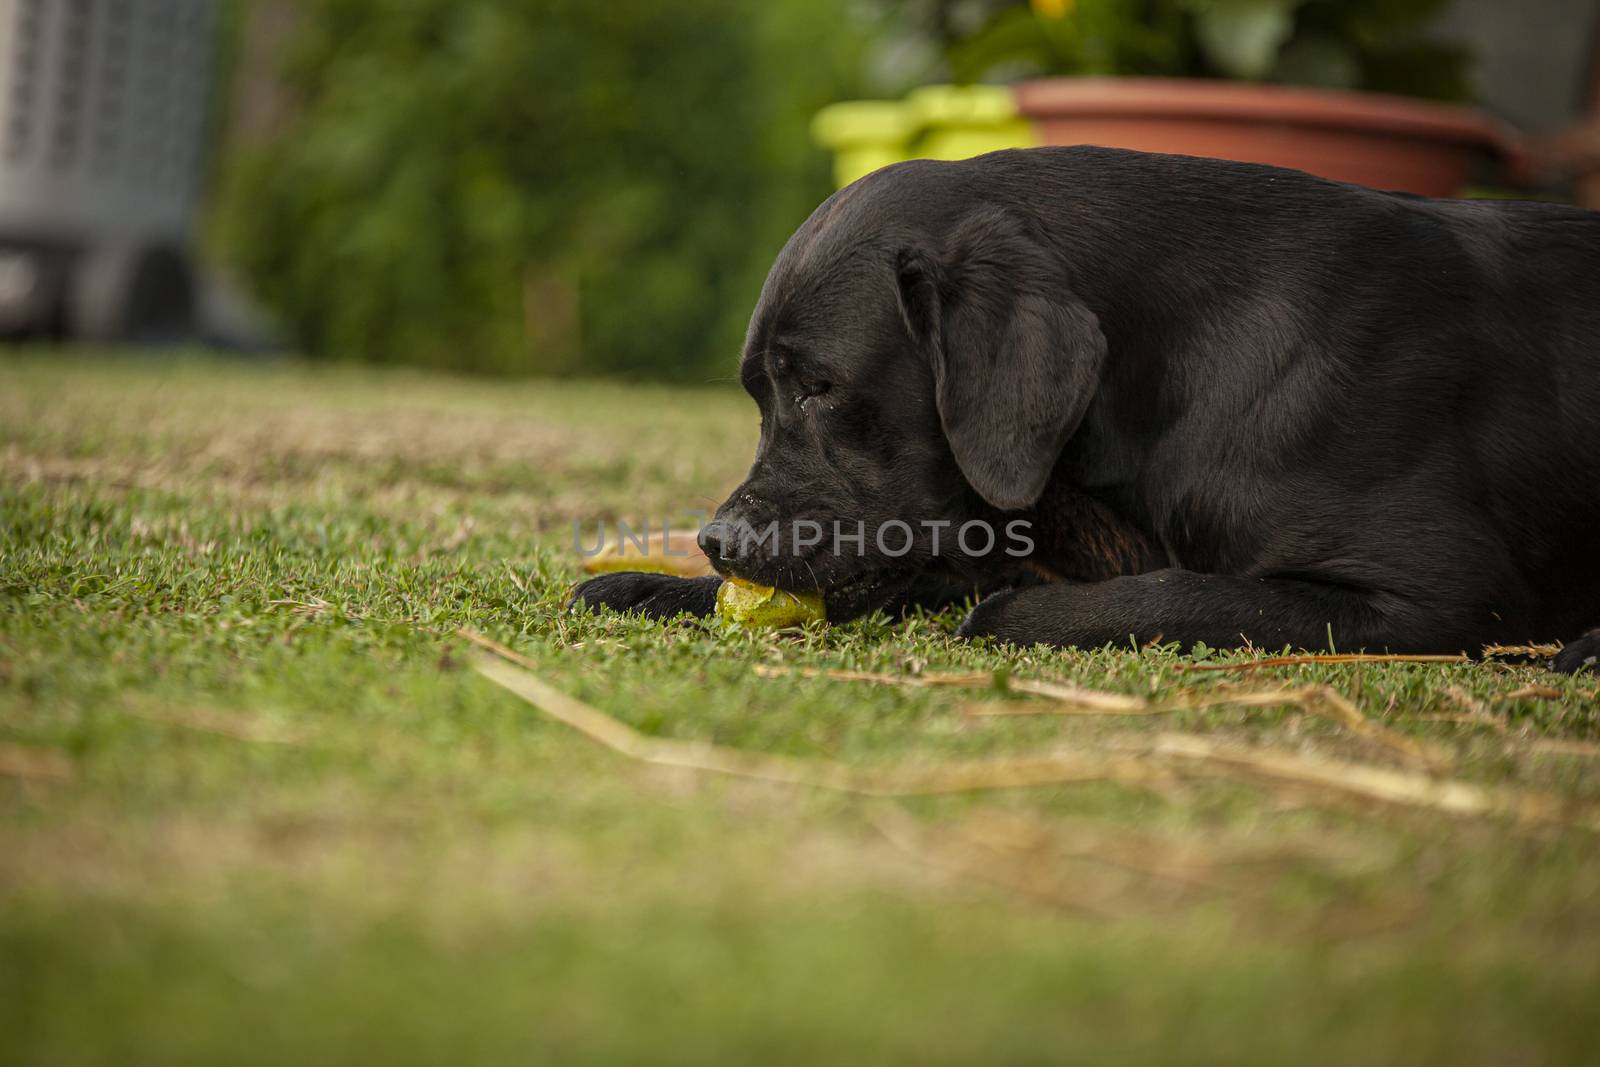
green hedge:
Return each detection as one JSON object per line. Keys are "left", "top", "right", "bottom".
{"left": 213, "top": 0, "right": 869, "bottom": 379}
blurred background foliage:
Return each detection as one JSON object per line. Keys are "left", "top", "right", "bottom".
{"left": 950, "top": 0, "right": 1469, "bottom": 98}
{"left": 209, "top": 0, "right": 1475, "bottom": 380}
{"left": 212, "top": 0, "right": 922, "bottom": 380}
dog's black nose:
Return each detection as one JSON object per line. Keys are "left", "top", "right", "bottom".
{"left": 697, "top": 521, "right": 729, "bottom": 561}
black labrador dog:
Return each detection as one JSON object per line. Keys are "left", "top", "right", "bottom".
{"left": 573, "top": 146, "right": 1600, "bottom": 672}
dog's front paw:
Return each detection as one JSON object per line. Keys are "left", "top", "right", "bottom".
{"left": 568, "top": 573, "right": 722, "bottom": 621}
{"left": 1553, "top": 629, "right": 1600, "bottom": 674}
{"left": 955, "top": 587, "right": 1024, "bottom": 642}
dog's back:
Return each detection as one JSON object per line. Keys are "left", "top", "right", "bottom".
{"left": 951, "top": 147, "right": 1600, "bottom": 644}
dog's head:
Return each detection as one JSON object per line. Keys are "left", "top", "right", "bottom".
{"left": 702, "top": 159, "right": 1109, "bottom": 619}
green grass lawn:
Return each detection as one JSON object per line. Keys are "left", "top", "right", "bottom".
{"left": 4, "top": 351, "right": 1600, "bottom": 1065}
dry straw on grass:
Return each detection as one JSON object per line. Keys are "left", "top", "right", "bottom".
{"left": 1177, "top": 653, "right": 1469, "bottom": 673}
{"left": 751, "top": 664, "right": 993, "bottom": 688}
{"left": 1483, "top": 643, "right": 1564, "bottom": 659}
{"left": 1431, "top": 686, "right": 1600, "bottom": 759}
{"left": 759, "top": 663, "right": 1442, "bottom": 769}
{"left": 470, "top": 642, "right": 1166, "bottom": 797}
{"left": 1503, "top": 685, "right": 1565, "bottom": 700}
{"left": 1172, "top": 645, "right": 1566, "bottom": 674}
{"left": 461, "top": 629, "right": 1598, "bottom": 831}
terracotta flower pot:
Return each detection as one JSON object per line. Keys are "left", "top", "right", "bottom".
{"left": 1014, "top": 78, "right": 1520, "bottom": 197}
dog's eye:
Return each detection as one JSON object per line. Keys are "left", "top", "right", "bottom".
{"left": 796, "top": 379, "right": 831, "bottom": 404}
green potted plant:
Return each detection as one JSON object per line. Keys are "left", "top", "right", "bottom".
{"left": 953, "top": 0, "right": 1516, "bottom": 196}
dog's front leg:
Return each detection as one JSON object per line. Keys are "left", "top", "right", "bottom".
{"left": 956, "top": 569, "right": 1423, "bottom": 655}
{"left": 568, "top": 573, "right": 722, "bottom": 621}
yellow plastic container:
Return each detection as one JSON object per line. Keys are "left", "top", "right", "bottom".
{"left": 810, "top": 86, "right": 1039, "bottom": 190}
{"left": 809, "top": 101, "right": 918, "bottom": 189}
{"left": 905, "top": 85, "right": 1038, "bottom": 162}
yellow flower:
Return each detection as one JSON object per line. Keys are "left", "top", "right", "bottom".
{"left": 1031, "top": 0, "right": 1073, "bottom": 18}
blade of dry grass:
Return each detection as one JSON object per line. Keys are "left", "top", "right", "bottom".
{"left": 976, "top": 680, "right": 1442, "bottom": 769}
{"left": 959, "top": 685, "right": 1291, "bottom": 719}
{"left": 752, "top": 664, "right": 994, "bottom": 688}
{"left": 502, "top": 563, "right": 528, "bottom": 595}
{"left": 1177, "top": 653, "right": 1469, "bottom": 673}
{"left": 1502, "top": 685, "right": 1564, "bottom": 701}
{"left": 760, "top": 665, "right": 1175, "bottom": 712}
{"left": 1005, "top": 678, "right": 1157, "bottom": 713}
{"left": 1483, "top": 643, "right": 1563, "bottom": 659}
{"left": 269, "top": 596, "right": 335, "bottom": 618}
{"left": 1146, "top": 734, "right": 1596, "bottom": 830}
{"left": 953, "top": 697, "right": 1158, "bottom": 723}
{"left": 1308, "top": 686, "right": 1445, "bottom": 769}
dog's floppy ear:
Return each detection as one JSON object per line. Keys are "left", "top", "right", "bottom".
{"left": 894, "top": 206, "right": 1107, "bottom": 511}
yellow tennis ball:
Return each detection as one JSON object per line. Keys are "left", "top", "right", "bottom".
{"left": 716, "top": 577, "right": 827, "bottom": 628}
